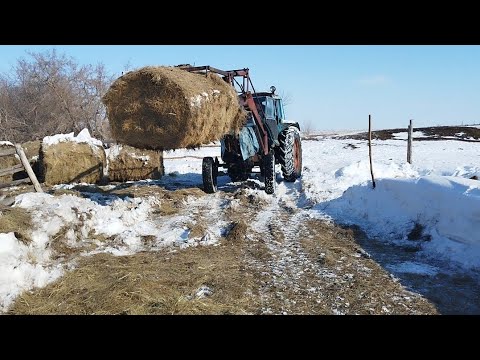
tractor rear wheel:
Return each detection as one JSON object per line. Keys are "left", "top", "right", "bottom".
{"left": 263, "top": 152, "right": 276, "bottom": 194}
{"left": 202, "top": 157, "right": 218, "bottom": 193}
{"left": 278, "top": 127, "right": 302, "bottom": 182}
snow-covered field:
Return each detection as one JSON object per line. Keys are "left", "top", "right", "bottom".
{"left": 1, "top": 129, "right": 480, "bottom": 313}
{"left": 302, "top": 136, "right": 480, "bottom": 267}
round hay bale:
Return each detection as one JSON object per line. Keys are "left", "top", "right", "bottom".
{"left": 102, "top": 66, "right": 246, "bottom": 150}
{"left": 41, "top": 142, "right": 106, "bottom": 186}
{"left": 107, "top": 144, "right": 164, "bottom": 182}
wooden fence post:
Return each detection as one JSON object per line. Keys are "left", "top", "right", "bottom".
{"left": 368, "top": 114, "right": 376, "bottom": 189}
{"left": 407, "top": 119, "right": 413, "bottom": 164}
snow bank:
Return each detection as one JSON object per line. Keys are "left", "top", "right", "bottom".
{"left": 0, "top": 232, "right": 63, "bottom": 311}
{"left": 302, "top": 138, "right": 480, "bottom": 270}
{"left": 43, "top": 128, "right": 103, "bottom": 147}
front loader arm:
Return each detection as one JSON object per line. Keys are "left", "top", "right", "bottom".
{"left": 242, "top": 92, "right": 269, "bottom": 156}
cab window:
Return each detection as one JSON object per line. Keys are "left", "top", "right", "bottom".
{"left": 275, "top": 100, "right": 285, "bottom": 123}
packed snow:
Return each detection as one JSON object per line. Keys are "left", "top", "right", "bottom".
{"left": 1, "top": 126, "right": 480, "bottom": 312}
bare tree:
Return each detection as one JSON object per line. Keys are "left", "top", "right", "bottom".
{"left": 278, "top": 90, "right": 293, "bottom": 107}
{"left": 300, "top": 119, "right": 316, "bottom": 136}
{"left": 0, "top": 49, "right": 114, "bottom": 143}
{"left": 122, "top": 59, "right": 133, "bottom": 75}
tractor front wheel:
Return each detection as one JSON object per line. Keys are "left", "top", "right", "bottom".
{"left": 202, "top": 157, "right": 218, "bottom": 193}
{"left": 263, "top": 152, "right": 276, "bottom": 195}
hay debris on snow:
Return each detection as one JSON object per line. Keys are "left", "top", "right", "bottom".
{"left": 102, "top": 66, "right": 246, "bottom": 150}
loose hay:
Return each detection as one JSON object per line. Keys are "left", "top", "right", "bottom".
{"left": 225, "top": 221, "right": 248, "bottom": 242}
{"left": 102, "top": 66, "right": 246, "bottom": 150}
{"left": 41, "top": 142, "right": 106, "bottom": 186}
{"left": 9, "top": 244, "right": 258, "bottom": 315}
{"left": 107, "top": 144, "right": 164, "bottom": 182}
{"left": 0, "top": 205, "right": 33, "bottom": 245}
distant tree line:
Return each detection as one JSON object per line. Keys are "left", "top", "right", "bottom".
{"left": 0, "top": 49, "right": 115, "bottom": 143}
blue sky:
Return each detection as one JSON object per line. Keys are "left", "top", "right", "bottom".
{"left": 1, "top": 45, "right": 479, "bottom": 131}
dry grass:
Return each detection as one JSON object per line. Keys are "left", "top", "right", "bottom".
{"left": 187, "top": 220, "right": 208, "bottom": 240}
{"left": 102, "top": 66, "right": 246, "bottom": 150}
{"left": 299, "top": 219, "right": 438, "bottom": 314}
{"left": 225, "top": 221, "right": 248, "bottom": 242}
{"left": 49, "top": 226, "right": 82, "bottom": 260}
{"left": 0, "top": 205, "right": 33, "bottom": 245}
{"left": 107, "top": 144, "right": 164, "bottom": 182}
{"left": 9, "top": 242, "right": 259, "bottom": 315}
{"left": 41, "top": 142, "right": 106, "bottom": 186}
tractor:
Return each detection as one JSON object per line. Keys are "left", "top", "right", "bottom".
{"left": 183, "top": 66, "right": 302, "bottom": 195}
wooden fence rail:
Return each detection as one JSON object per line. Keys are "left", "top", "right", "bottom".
{"left": 0, "top": 143, "right": 43, "bottom": 193}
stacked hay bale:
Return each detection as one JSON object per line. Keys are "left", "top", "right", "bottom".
{"left": 107, "top": 144, "right": 164, "bottom": 182}
{"left": 102, "top": 66, "right": 246, "bottom": 150}
{"left": 0, "top": 140, "right": 41, "bottom": 184}
{"left": 40, "top": 129, "right": 106, "bottom": 186}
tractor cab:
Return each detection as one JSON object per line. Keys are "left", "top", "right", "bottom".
{"left": 252, "top": 87, "right": 287, "bottom": 146}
